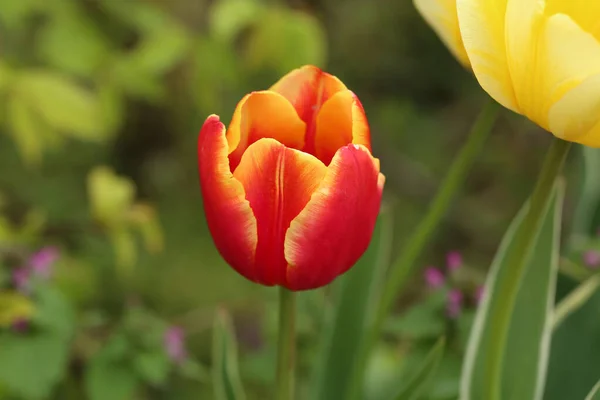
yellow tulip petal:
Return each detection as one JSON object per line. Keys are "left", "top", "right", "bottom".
{"left": 414, "top": 0, "right": 471, "bottom": 67}
{"left": 546, "top": 0, "right": 600, "bottom": 40}
{"left": 504, "top": 0, "right": 545, "bottom": 116}
{"left": 457, "top": 0, "right": 518, "bottom": 112}
{"left": 549, "top": 74, "right": 600, "bottom": 146}
{"left": 541, "top": 14, "right": 600, "bottom": 137}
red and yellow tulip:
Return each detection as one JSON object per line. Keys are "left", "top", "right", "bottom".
{"left": 198, "top": 66, "right": 385, "bottom": 291}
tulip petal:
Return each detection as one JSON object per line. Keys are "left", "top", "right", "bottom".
{"left": 456, "top": 0, "right": 518, "bottom": 112}
{"left": 233, "top": 138, "right": 327, "bottom": 286}
{"left": 504, "top": 0, "right": 545, "bottom": 118}
{"left": 541, "top": 14, "right": 600, "bottom": 139}
{"left": 269, "top": 65, "right": 347, "bottom": 154}
{"left": 414, "top": 0, "right": 471, "bottom": 67}
{"left": 227, "top": 91, "right": 306, "bottom": 171}
{"left": 545, "top": 1, "right": 600, "bottom": 40}
{"left": 549, "top": 74, "right": 600, "bottom": 146}
{"left": 284, "top": 144, "right": 383, "bottom": 291}
{"left": 313, "top": 90, "right": 371, "bottom": 165}
{"left": 198, "top": 115, "right": 258, "bottom": 283}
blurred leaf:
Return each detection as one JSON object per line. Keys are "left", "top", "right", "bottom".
{"left": 210, "top": 0, "right": 263, "bottom": 43}
{"left": 313, "top": 208, "right": 394, "bottom": 400}
{"left": 393, "top": 337, "right": 445, "bottom": 400}
{"left": 85, "top": 342, "right": 138, "bottom": 400}
{"left": 383, "top": 291, "right": 446, "bottom": 339}
{"left": 0, "top": 332, "right": 71, "bottom": 400}
{"left": 36, "top": 2, "right": 111, "bottom": 77}
{"left": 17, "top": 70, "right": 108, "bottom": 140}
{"left": 111, "top": 58, "right": 165, "bottom": 101}
{"left": 553, "top": 274, "right": 600, "bottom": 330}
{"left": 213, "top": 309, "right": 246, "bottom": 400}
{"left": 461, "top": 181, "right": 564, "bottom": 400}
{"left": 127, "top": 23, "right": 190, "bottom": 76}
{"left": 97, "top": 83, "right": 125, "bottom": 133}
{"left": 133, "top": 350, "right": 170, "bottom": 386}
{"left": 6, "top": 94, "right": 44, "bottom": 166}
{"left": 0, "top": 63, "right": 14, "bottom": 94}
{"left": 586, "top": 380, "right": 600, "bottom": 400}
{"left": 110, "top": 227, "right": 137, "bottom": 275}
{"left": 33, "top": 285, "right": 75, "bottom": 336}
{"left": 572, "top": 147, "right": 600, "bottom": 241}
{"left": 0, "top": 0, "right": 42, "bottom": 30}
{"left": 128, "top": 204, "right": 164, "bottom": 254}
{"left": 244, "top": 8, "right": 326, "bottom": 74}
{"left": 179, "top": 358, "right": 211, "bottom": 383}
{"left": 0, "top": 291, "right": 35, "bottom": 327}
{"left": 88, "top": 166, "right": 136, "bottom": 225}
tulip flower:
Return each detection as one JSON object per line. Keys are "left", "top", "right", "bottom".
{"left": 198, "top": 66, "right": 384, "bottom": 291}
{"left": 415, "top": 0, "right": 600, "bottom": 146}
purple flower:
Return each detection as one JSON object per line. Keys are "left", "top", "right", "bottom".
{"left": 164, "top": 326, "right": 187, "bottom": 364}
{"left": 446, "top": 251, "right": 463, "bottom": 271}
{"left": 29, "top": 247, "right": 59, "bottom": 279}
{"left": 12, "top": 268, "right": 31, "bottom": 292}
{"left": 583, "top": 250, "right": 600, "bottom": 269}
{"left": 424, "top": 267, "right": 445, "bottom": 289}
{"left": 447, "top": 289, "right": 463, "bottom": 318}
{"left": 12, "top": 318, "right": 29, "bottom": 333}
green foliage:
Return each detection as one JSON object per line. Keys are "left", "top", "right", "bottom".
{"left": 393, "top": 337, "right": 445, "bottom": 400}
{"left": 213, "top": 309, "right": 246, "bottom": 400}
{"left": 312, "top": 208, "right": 394, "bottom": 400}
{"left": 586, "top": 380, "right": 600, "bottom": 400}
{"left": 461, "top": 181, "right": 564, "bottom": 400}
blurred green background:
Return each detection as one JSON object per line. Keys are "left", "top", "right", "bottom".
{"left": 1, "top": 0, "right": 598, "bottom": 399}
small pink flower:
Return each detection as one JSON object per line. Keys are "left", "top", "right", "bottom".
{"left": 583, "top": 250, "right": 600, "bottom": 269}
{"left": 475, "top": 286, "right": 485, "bottom": 304}
{"left": 447, "top": 289, "right": 463, "bottom": 318}
{"left": 12, "top": 318, "right": 29, "bottom": 333}
{"left": 446, "top": 251, "right": 463, "bottom": 271}
{"left": 29, "top": 247, "right": 59, "bottom": 279}
{"left": 424, "top": 267, "right": 445, "bottom": 288}
{"left": 164, "top": 326, "right": 187, "bottom": 363}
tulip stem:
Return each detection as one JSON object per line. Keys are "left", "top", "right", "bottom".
{"left": 483, "top": 137, "right": 571, "bottom": 400}
{"left": 347, "top": 99, "right": 500, "bottom": 400}
{"left": 276, "top": 287, "right": 296, "bottom": 400}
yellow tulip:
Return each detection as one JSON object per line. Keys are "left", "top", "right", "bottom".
{"left": 415, "top": 0, "right": 600, "bottom": 147}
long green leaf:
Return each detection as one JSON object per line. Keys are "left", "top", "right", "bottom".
{"left": 585, "top": 380, "right": 600, "bottom": 400}
{"left": 572, "top": 146, "right": 600, "bottom": 239}
{"left": 312, "top": 206, "right": 394, "bottom": 400}
{"left": 393, "top": 337, "right": 445, "bottom": 400}
{"left": 461, "top": 180, "right": 564, "bottom": 400}
{"left": 213, "top": 309, "right": 246, "bottom": 400}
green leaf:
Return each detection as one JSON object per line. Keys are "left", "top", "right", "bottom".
{"left": 552, "top": 274, "right": 600, "bottom": 330}
{"left": 393, "top": 337, "right": 446, "bottom": 400}
{"left": 6, "top": 94, "right": 44, "bottom": 166}
{"left": 210, "top": 0, "right": 263, "bottom": 43}
{"left": 244, "top": 8, "right": 326, "bottom": 74}
{"left": 33, "top": 285, "right": 76, "bottom": 336}
{"left": 571, "top": 147, "right": 600, "bottom": 240}
{"left": 133, "top": 350, "right": 170, "bottom": 386}
{"left": 88, "top": 166, "right": 136, "bottom": 225}
{"left": 586, "top": 380, "right": 600, "bottom": 400}
{"left": 0, "top": 332, "right": 71, "bottom": 399}
{"left": 85, "top": 335, "right": 139, "bottom": 400}
{"left": 17, "top": 70, "right": 108, "bottom": 140}
{"left": 213, "top": 309, "right": 246, "bottom": 400}
{"left": 461, "top": 181, "right": 564, "bottom": 400}
{"left": 312, "top": 207, "right": 394, "bottom": 400}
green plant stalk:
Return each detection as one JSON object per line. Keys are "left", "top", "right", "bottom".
{"left": 276, "top": 287, "right": 296, "bottom": 400}
{"left": 347, "top": 99, "right": 500, "bottom": 400}
{"left": 483, "top": 137, "right": 571, "bottom": 400}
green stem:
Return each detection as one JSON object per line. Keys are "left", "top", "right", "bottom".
{"left": 347, "top": 99, "right": 500, "bottom": 400}
{"left": 276, "top": 287, "right": 296, "bottom": 400}
{"left": 483, "top": 137, "right": 571, "bottom": 400}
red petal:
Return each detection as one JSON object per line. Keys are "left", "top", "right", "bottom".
{"left": 314, "top": 90, "right": 371, "bottom": 165}
{"left": 226, "top": 91, "right": 306, "bottom": 171}
{"left": 284, "top": 144, "right": 384, "bottom": 290}
{"left": 198, "top": 115, "right": 258, "bottom": 283}
{"left": 233, "top": 138, "right": 327, "bottom": 286}
{"left": 269, "top": 65, "right": 347, "bottom": 154}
